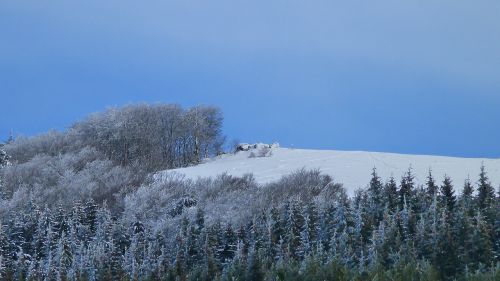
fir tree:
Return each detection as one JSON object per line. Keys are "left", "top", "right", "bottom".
{"left": 285, "top": 201, "right": 305, "bottom": 260}
{"left": 440, "top": 176, "right": 456, "bottom": 213}
{"left": 305, "top": 202, "right": 320, "bottom": 246}
{"left": 83, "top": 199, "right": 99, "bottom": 236}
{"left": 269, "top": 206, "right": 284, "bottom": 252}
{"left": 469, "top": 211, "right": 494, "bottom": 271}
{"left": 477, "top": 164, "right": 495, "bottom": 212}
{"left": 174, "top": 234, "right": 187, "bottom": 281}
{"left": 399, "top": 167, "right": 415, "bottom": 210}
{"left": 436, "top": 209, "right": 459, "bottom": 280}
{"left": 245, "top": 247, "right": 264, "bottom": 281}
{"left": 426, "top": 169, "right": 438, "bottom": 197}
{"left": 461, "top": 178, "right": 475, "bottom": 217}
{"left": 455, "top": 206, "right": 474, "bottom": 271}
{"left": 0, "top": 145, "right": 10, "bottom": 169}
{"left": 384, "top": 176, "right": 398, "bottom": 213}
{"left": 204, "top": 232, "right": 219, "bottom": 280}
{"left": 0, "top": 144, "right": 11, "bottom": 200}
{"left": 367, "top": 168, "right": 384, "bottom": 229}
{"left": 352, "top": 203, "right": 366, "bottom": 265}
{"left": 297, "top": 214, "right": 311, "bottom": 261}
{"left": 220, "top": 224, "right": 237, "bottom": 265}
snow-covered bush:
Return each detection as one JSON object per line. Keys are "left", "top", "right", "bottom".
{"left": 246, "top": 143, "right": 274, "bottom": 158}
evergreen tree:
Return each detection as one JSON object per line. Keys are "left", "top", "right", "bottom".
{"left": 245, "top": 247, "right": 264, "bottom": 281}
{"left": 220, "top": 224, "right": 237, "bottom": 265}
{"left": 285, "top": 201, "right": 305, "bottom": 260}
{"left": 440, "top": 176, "right": 456, "bottom": 213}
{"left": 0, "top": 144, "right": 11, "bottom": 200}
{"left": 469, "top": 211, "right": 494, "bottom": 271}
{"left": 204, "top": 232, "right": 220, "bottom": 280}
{"left": 0, "top": 165, "right": 499, "bottom": 279}
{"left": 85, "top": 200, "right": 99, "bottom": 232}
{"left": 352, "top": 202, "right": 366, "bottom": 266}
{"left": 455, "top": 205, "right": 474, "bottom": 271}
{"left": 319, "top": 204, "right": 336, "bottom": 252}
{"left": 495, "top": 186, "right": 500, "bottom": 263}
{"left": 367, "top": 168, "right": 384, "bottom": 229}
{"left": 384, "top": 176, "right": 398, "bottom": 213}
{"left": 55, "top": 233, "right": 73, "bottom": 279}
{"left": 305, "top": 202, "right": 320, "bottom": 246}
{"left": 0, "top": 223, "right": 10, "bottom": 278}
{"left": 297, "top": 214, "right": 311, "bottom": 261}
{"left": 426, "top": 169, "right": 438, "bottom": 198}
{"left": 461, "top": 178, "right": 475, "bottom": 217}
{"left": 477, "top": 164, "right": 495, "bottom": 212}
{"left": 0, "top": 144, "right": 10, "bottom": 169}
{"left": 174, "top": 234, "right": 187, "bottom": 281}
{"left": 236, "top": 225, "right": 249, "bottom": 264}
{"left": 399, "top": 197, "right": 412, "bottom": 242}
{"left": 187, "top": 225, "right": 201, "bottom": 267}
{"left": 195, "top": 208, "right": 205, "bottom": 234}
{"left": 436, "top": 209, "right": 459, "bottom": 280}
{"left": 269, "top": 206, "right": 284, "bottom": 256}
{"left": 399, "top": 167, "right": 415, "bottom": 210}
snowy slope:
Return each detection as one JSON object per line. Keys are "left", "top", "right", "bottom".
{"left": 164, "top": 147, "right": 500, "bottom": 195}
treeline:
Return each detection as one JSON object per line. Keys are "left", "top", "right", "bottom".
{"left": 0, "top": 168, "right": 498, "bottom": 280}
{"left": 0, "top": 104, "right": 224, "bottom": 210}
{"left": 5, "top": 104, "right": 224, "bottom": 169}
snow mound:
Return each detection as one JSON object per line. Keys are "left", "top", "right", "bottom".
{"left": 161, "top": 147, "right": 500, "bottom": 195}
{"left": 236, "top": 142, "right": 279, "bottom": 152}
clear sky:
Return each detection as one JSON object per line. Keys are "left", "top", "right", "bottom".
{"left": 1, "top": 1, "right": 499, "bottom": 158}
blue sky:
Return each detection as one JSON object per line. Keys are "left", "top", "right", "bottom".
{"left": 1, "top": 1, "right": 499, "bottom": 158}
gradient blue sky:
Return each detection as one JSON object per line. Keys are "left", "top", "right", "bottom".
{"left": 1, "top": 1, "right": 499, "bottom": 157}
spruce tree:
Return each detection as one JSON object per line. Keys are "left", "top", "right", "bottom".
{"left": 220, "top": 224, "right": 237, "bottom": 265}
{"left": 461, "top": 178, "right": 475, "bottom": 217}
{"left": 440, "top": 176, "right": 456, "bottom": 213}
{"left": 0, "top": 144, "right": 10, "bottom": 200}
{"left": 455, "top": 206, "right": 474, "bottom": 271}
{"left": 297, "top": 214, "right": 311, "bottom": 261}
{"left": 477, "top": 164, "right": 495, "bottom": 212}
{"left": 174, "top": 234, "right": 187, "bottom": 281}
{"left": 286, "top": 201, "right": 305, "bottom": 260}
{"left": 306, "top": 202, "right": 320, "bottom": 246}
{"left": 384, "top": 176, "right": 398, "bottom": 213}
{"left": 352, "top": 203, "right": 366, "bottom": 265}
{"left": 245, "top": 247, "right": 264, "bottom": 281}
{"left": 469, "top": 211, "right": 493, "bottom": 271}
{"left": 203, "top": 233, "right": 219, "bottom": 281}
{"left": 83, "top": 200, "right": 98, "bottom": 236}
{"left": 426, "top": 169, "right": 438, "bottom": 197}
{"left": 0, "top": 145, "right": 10, "bottom": 169}
{"left": 269, "top": 207, "right": 284, "bottom": 250}
{"left": 494, "top": 186, "right": 500, "bottom": 264}
{"left": 436, "top": 209, "right": 458, "bottom": 280}
{"left": 367, "top": 168, "right": 384, "bottom": 229}
{"left": 399, "top": 167, "right": 415, "bottom": 210}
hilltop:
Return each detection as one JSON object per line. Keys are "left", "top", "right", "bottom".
{"left": 166, "top": 144, "right": 500, "bottom": 194}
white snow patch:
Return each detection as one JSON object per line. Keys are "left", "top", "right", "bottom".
{"left": 160, "top": 147, "right": 500, "bottom": 195}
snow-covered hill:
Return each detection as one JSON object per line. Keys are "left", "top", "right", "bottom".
{"left": 165, "top": 146, "right": 500, "bottom": 195}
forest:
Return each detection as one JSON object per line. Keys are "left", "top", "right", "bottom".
{"left": 0, "top": 104, "right": 499, "bottom": 280}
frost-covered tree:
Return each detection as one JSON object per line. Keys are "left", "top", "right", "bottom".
{"left": 384, "top": 176, "right": 398, "bottom": 213}
{"left": 477, "top": 164, "right": 495, "bottom": 212}
{"left": 461, "top": 178, "right": 475, "bottom": 216}
{"left": 0, "top": 144, "right": 11, "bottom": 199}
{"left": 0, "top": 162, "right": 498, "bottom": 279}
{"left": 426, "top": 169, "right": 438, "bottom": 198}
{"left": 0, "top": 145, "right": 10, "bottom": 169}
{"left": 440, "top": 176, "right": 456, "bottom": 213}
{"left": 399, "top": 167, "right": 415, "bottom": 210}
{"left": 367, "top": 168, "right": 384, "bottom": 229}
